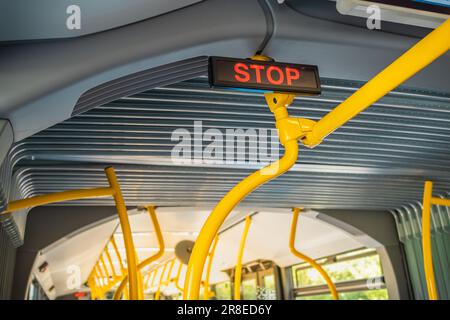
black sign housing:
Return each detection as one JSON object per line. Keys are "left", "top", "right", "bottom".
{"left": 208, "top": 56, "right": 321, "bottom": 95}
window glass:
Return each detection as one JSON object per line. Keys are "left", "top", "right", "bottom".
{"left": 214, "top": 282, "right": 232, "bottom": 300}
{"left": 296, "top": 289, "right": 388, "bottom": 300}
{"left": 291, "top": 248, "right": 388, "bottom": 300}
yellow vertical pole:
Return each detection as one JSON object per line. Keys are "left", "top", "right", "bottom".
{"left": 174, "top": 261, "right": 184, "bottom": 292}
{"left": 105, "top": 167, "right": 139, "bottom": 300}
{"left": 203, "top": 235, "right": 219, "bottom": 300}
{"left": 422, "top": 181, "right": 438, "bottom": 300}
{"left": 111, "top": 236, "right": 125, "bottom": 275}
{"left": 134, "top": 248, "right": 144, "bottom": 300}
{"left": 104, "top": 243, "right": 117, "bottom": 279}
{"left": 99, "top": 255, "right": 110, "bottom": 285}
{"left": 234, "top": 216, "right": 252, "bottom": 300}
{"left": 95, "top": 264, "right": 106, "bottom": 288}
{"left": 144, "top": 271, "right": 152, "bottom": 290}
{"left": 151, "top": 268, "right": 158, "bottom": 288}
{"left": 290, "top": 208, "right": 339, "bottom": 300}
{"left": 184, "top": 93, "right": 300, "bottom": 299}
{"left": 112, "top": 205, "right": 165, "bottom": 300}
{"left": 88, "top": 278, "right": 98, "bottom": 300}
{"left": 155, "top": 262, "right": 169, "bottom": 300}
{"left": 137, "top": 269, "right": 144, "bottom": 300}
{"left": 166, "top": 259, "right": 176, "bottom": 283}
{"left": 94, "top": 266, "right": 105, "bottom": 299}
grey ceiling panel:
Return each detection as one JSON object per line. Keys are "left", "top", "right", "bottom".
{"left": 0, "top": 0, "right": 204, "bottom": 42}
{"left": 4, "top": 77, "right": 450, "bottom": 212}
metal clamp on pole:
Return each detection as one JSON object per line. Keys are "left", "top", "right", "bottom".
{"left": 290, "top": 208, "right": 338, "bottom": 300}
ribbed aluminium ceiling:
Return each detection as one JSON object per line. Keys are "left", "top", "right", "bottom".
{"left": 7, "top": 77, "right": 450, "bottom": 210}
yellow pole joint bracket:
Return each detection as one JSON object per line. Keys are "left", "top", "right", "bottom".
{"left": 264, "top": 92, "right": 317, "bottom": 147}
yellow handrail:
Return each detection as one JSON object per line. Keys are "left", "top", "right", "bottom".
{"left": 104, "top": 246, "right": 117, "bottom": 279}
{"left": 163, "top": 259, "right": 176, "bottom": 286}
{"left": 155, "top": 261, "right": 169, "bottom": 300}
{"left": 184, "top": 142, "right": 298, "bottom": 299}
{"left": 113, "top": 205, "right": 165, "bottom": 300}
{"left": 234, "top": 216, "right": 252, "bottom": 300}
{"left": 1, "top": 166, "right": 139, "bottom": 300}
{"left": 174, "top": 260, "right": 184, "bottom": 292}
{"left": 290, "top": 208, "right": 338, "bottom": 300}
{"left": 304, "top": 18, "right": 450, "bottom": 147}
{"left": 203, "top": 235, "right": 219, "bottom": 300}
{"left": 184, "top": 92, "right": 306, "bottom": 299}
{"left": 184, "top": 19, "right": 450, "bottom": 300}
{"left": 104, "top": 167, "right": 139, "bottom": 300}
{"left": 1, "top": 187, "right": 113, "bottom": 214}
{"left": 99, "top": 255, "right": 111, "bottom": 286}
{"left": 111, "top": 236, "right": 125, "bottom": 273}
{"left": 420, "top": 181, "right": 450, "bottom": 300}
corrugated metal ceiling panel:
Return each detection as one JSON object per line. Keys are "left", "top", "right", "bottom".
{"left": 7, "top": 77, "right": 450, "bottom": 210}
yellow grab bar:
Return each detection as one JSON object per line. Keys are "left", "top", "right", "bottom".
{"left": 1, "top": 187, "right": 113, "bottom": 214}
{"left": 304, "top": 18, "right": 450, "bottom": 147}
{"left": 2, "top": 167, "right": 140, "bottom": 300}
{"left": 184, "top": 140, "right": 298, "bottom": 299}
{"left": 290, "top": 208, "right": 338, "bottom": 300}
{"left": 104, "top": 245, "right": 117, "bottom": 279}
{"left": 167, "top": 259, "right": 176, "bottom": 283}
{"left": 174, "top": 260, "right": 184, "bottom": 292}
{"left": 99, "top": 255, "right": 111, "bottom": 285}
{"left": 104, "top": 167, "right": 139, "bottom": 300}
{"left": 151, "top": 267, "right": 158, "bottom": 288}
{"left": 111, "top": 236, "right": 125, "bottom": 273}
{"left": 184, "top": 20, "right": 450, "bottom": 299}
{"left": 113, "top": 205, "right": 165, "bottom": 300}
{"left": 155, "top": 261, "right": 169, "bottom": 300}
{"left": 184, "top": 93, "right": 304, "bottom": 299}
{"left": 234, "top": 216, "right": 252, "bottom": 300}
{"left": 203, "top": 235, "right": 219, "bottom": 300}
{"left": 420, "top": 181, "right": 450, "bottom": 300}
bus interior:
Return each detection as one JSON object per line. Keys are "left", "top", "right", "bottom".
{"left": 0, "top": 0, "right": 449, "bottom": 301}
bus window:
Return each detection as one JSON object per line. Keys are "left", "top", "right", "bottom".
{"left": 292, "top": 248, "right": 388, "bottom": 300}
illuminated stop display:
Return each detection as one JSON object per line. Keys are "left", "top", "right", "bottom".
{"left": 208, "top": 56, "right": 321, "bottom": 95}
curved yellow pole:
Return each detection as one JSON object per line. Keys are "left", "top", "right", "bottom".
{"left": 104, "top": 245, "right": 117, "bottom": 279}
{"left": 105, "top": 167, "right": 139, "bottom": 300}
{"left": 113, "top": 205, "right": 165, "bottom": 300}
{"left": 151, "top": 268, "right": 158, "bottom": 288}
{"left": 421, "top": 181, "right": 438, "bottom": 300}
{"left": 174, "top": 261, "right": 184, "bottom": 292}
{"left": 99, "top": 255, "right": 111, "bottom": 285}
{"left": 95, "top": 264, "right": 107, "bottom": 288}
{"left": 290, "top": 208, "right": 338, "bottom": 300}
{"left": 184, "top": 139, "right": 298, "bottom": 299}
{"left": 146, "top": 269, "right": 156, "bottom": 290}
{"left": 234, "top": 216, "right": 252, "bottom": 300}
{"left": 184, "top": 91, "right": 303, "bottom": 299}
{"left": 1, "top": 187, "right": 113, "bottom": 215}
{"left": 155, "top": 261, "right": 169, "bottom": 300}
{"left": 111, "top": 236, "right": 125, "bottom": 274}
{"left": 165, "top": 259, "right": 176, "bottom": 284}
{"left": 203, "top": 235, "right": 219, "bottom": 300}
